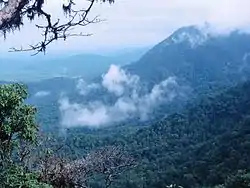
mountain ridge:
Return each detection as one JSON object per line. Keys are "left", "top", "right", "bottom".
{"left": 2, "top": 25, "right": 250, "bottom": 130}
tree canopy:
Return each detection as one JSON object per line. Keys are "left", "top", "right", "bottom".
{"left": 0, "top": 83, "right": 37, "bottom": 162}
{"left": 0, "top": 83, "right": 135, "bottom": 187}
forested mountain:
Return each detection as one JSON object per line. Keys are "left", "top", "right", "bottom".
{"left": 1, "top": 26, "right": 250, "bottom": 133}
{"left": 61, "top": 80, "right": 250, "bottom": 188}
{"left": 21, "top": 26, "right": 250, "bottom": 100}
{"left": 19, "top": 26, "right": 250, "bottom": 130}
{"left": 125, "top": 26, "right": 250, "bottom": 93}
{"left": 35, "top": 26, "right": 250, "bottom": 187}
{"left": 2, "top": 25, "right": 250, "bottom": 188}
{"left": 2, "top": 0, "right": 250, "bottom": 187}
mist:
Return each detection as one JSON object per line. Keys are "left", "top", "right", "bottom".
{"left": 59, "top": 65, "right": 184, "bottom": 128}
{"left": 34, "top": 91, "right": 51, "bottom": 97}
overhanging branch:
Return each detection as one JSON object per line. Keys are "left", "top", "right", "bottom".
{"left": 0, "top": 0, "right": 28, "bottom": 34}
{"left": 0, "top": 0, "right": 114, "bottom": 55}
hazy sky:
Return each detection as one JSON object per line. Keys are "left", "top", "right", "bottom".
{"left": 1, "top": 0, "right": 250, "bottom": 54}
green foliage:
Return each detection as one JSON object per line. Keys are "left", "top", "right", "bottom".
{"left": 0, "top": 165, "right": 52, "bottom": 188}
{"left": 0, "top": 84, "right": 52, "bottom": 187}
{"left": 126, "top": 27, "right": 250, "bottom": 91}
{"left": 3, "top": 28, "right": 250, "bottom": 187}
{"left": 0, "top": 83, "right": 134, "bottom": 188}
{"left": 0, "top": 83, "right": 38, "bottom": 160}
{"left": 57, "top": 81, "right": 250, "bottom": 188}
{"left": 224, "top": 171, "right": 250, "bottom": 188}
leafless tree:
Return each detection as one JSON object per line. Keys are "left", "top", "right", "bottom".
{"left": 4, "top": 127, "right": 135, "bottom": 188}
{"left": 37, "top": 146, "right": 136, "bottom": 188}
{"left": 0, "top": 0, "right": 114, "bottom": 55}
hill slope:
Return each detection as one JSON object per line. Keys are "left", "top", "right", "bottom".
{"left": 62, "top": 80, "right": 250, "bottom": 188}
{"left": 125, "top": 26, "right": 250, "bottom": 94}
{"left": 4, "top": 26, "right": 250, "bottom": 130}
{"left": 0, "top": 48, "right": 147, "bottom": 82}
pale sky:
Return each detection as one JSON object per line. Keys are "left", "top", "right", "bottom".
{"left": 1, "top": 0, "right": 250, "bottom": 54}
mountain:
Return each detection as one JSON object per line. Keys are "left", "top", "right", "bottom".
{"left": 2, "top": 26, "right": 250, "bottom": 188}
{"left": 61, "top": 80, "right": 250, "bottom": 188}
{"left": 0, "top": 47, "right": 148, "bottom": 82}
{"left": 3, "top": 26, "right": 250, "bottom": 130}
{"left": 48, "top": 27, "right": 250, "bottom": 186}
{"left": 6, "top": 26, "right": 249, "bottom": 130}
{"left": 22, "top": 26, "right": 250, "bottom": 94}
{"left": 125, "top": 26, "right": 250, "bottom": 93}
{"left": 0, "top": 54, "right": 117, "bottom": 82}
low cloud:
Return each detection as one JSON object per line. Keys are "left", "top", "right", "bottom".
{"left": 59, "top": 65, "right": 184, "bottom": 128}
{"left": 59, "top": 99, "right": 111, "bottom": 127}
{"left": 76, "top": 78, "right": 100, "bottom": 96}
{"left": 34, "top": 91, "right": 51, "bottom": 97}
{"left": 102, "top": 64, "right": 139, "bottom": 96}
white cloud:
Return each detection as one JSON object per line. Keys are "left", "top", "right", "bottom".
{"left": 102, "top": 64, "right": 139, "bottom": 96}
{"left": 59, "top": 65, "right": 182, "bottom": 128}
{"left": 76, "top": 78, "right": 100, "bottom": 95}
{"left": 1, "top": 0, "right": 250, "bottom": 54}
{"left": 59, "top": 98, "right": 111, "bottom": 126}
{"left": 34, "top": 91, "right": 51, "bottom": 97}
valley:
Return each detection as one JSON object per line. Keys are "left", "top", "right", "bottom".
{"left": 2, "top": 25, "right": 250, "bottom": 188}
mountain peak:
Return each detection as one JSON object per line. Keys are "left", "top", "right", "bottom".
{"left": 164, "top": 25, "right": 210, "bottom": 48}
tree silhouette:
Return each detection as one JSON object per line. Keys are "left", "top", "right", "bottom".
{"left": 0, "top": 0, "right": 114, "bottom": 54}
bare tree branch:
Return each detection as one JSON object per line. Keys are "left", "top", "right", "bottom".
{"left": 0, "top": 0, "right": 114, "bottom": 55}
{"left": 38, "top": 146, "right": 136, "bottom": 188}
{"left": 0, "top": 0, "right": 28, "bottom": 33}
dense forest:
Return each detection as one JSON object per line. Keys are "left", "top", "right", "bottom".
{"left": 2, "top": 0, "right": 250, "bottom": 187}
{"left": 2, "top": 76, "right": 250, "bottom": 187}
{"left": 20, "top": 27, "right": 250, "bottom": 132}
{"left": 2, "top": 26, "right": 250, "bottom": 187}
{"left": 54, "top": 80, "right": 250, "bottom": 188}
